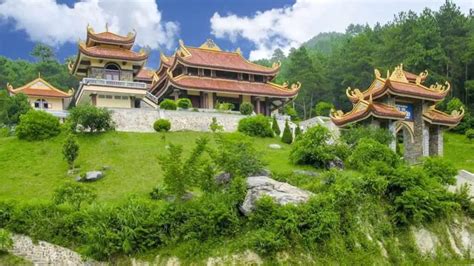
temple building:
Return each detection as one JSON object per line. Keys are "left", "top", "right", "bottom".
{"left": 69, "top": 25, "right": 150, "bottom": 108}
{"left": 146, "top": 39, "right": 300, "bottom": 115}
{"left": 330, "top": 64, "right": 464, "bottom": 163}
{"left": 6, "top": 75, "right": 73, "bottom": 116}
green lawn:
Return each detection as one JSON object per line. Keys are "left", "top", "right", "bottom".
{"left": 0, "top": 131, "right": 303, "bottom": 203}
{"left": 0, "top": 131, "right": 471, "bottom": 204}
{"left": 443, "top": 132, "right": 474, "bottom": 172}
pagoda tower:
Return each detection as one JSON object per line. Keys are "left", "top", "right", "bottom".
{"left": 330, "top": 64, "right": 464, "bottom": 163}
{"left": 69, "top": 25, "right": 151, "bottom": 108}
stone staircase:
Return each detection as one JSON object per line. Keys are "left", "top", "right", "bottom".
{"left": 9, "top": 234, "right": 97, "bottom": 266}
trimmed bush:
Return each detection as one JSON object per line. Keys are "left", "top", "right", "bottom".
{"left": 240, "top": 102, "right": 254, "bottom": 115}
{"left": 16, "top": 110, "right": 60, "bottom": 140}
{"left": 153, "top": 119, "right": 171, "bottom": 132}
{"left": 160, "top": 99, "right": 177, "bottom": 110}
{"left": 348, "top": 138, "right": 399, "bottom": 171}
{"left": 177, "top": 98, "right": 192, "bottom": 109}
{"left": 272, "top": 116, "right": 280, "bottom": 136}
{"left": 294, "top": 124, "right": 302, "bottom": 138}
{"left": 216, "top": 102, "right": 234, "bottom": 111}
{"left": 281, "top": 120, "right": 293, "bottom": 144}
{"left": 237, "top": 115, "right": 273, "bottom": 137}
{"left": 466, "top": 129, "right": 474, "bottom": 142}
{"left": 68, "top": 104, "right": 114, "bottom": 133}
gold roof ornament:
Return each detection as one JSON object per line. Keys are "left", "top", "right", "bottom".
{"left": 152, "top": 73, "right": 160, "bottom": 84}
{"left": 428, "top": 81, "right": 450, "bottom": 93}
{"left": 374, "top": 69, "right": 381, "bottom": 79}
{"left": 389, "top": 64, "right": 408, "bottom": 83}
{"left": 451, "top": 106, "right": 465, "bottom": 118}
{"left": 178, "top": 39, "right": 191, "bottom": 56}
{"left": 199, "top": 39, "right": 221, "bottom": 51}
{"left": 87, "top": 23, "right": 94, "bottom": 34}
{"left": 272, "top": 60, "right": 281, "bottom": 69}
{"left": 235, "top": 47, "right": 242, "bottom": 55}
{"left": 282, "top": 81, "right": 288, "bottom": 88}
{"left": 331, "top": 108, "right": 344, "bottom": 118}
{"left": 6, "top": 82, "right": 13, "bottom": 91}
{"left": 291, "top": 81, "right": 301, "bottom": 90}
{"left": 346, "top": 87, "right": 364, "bottom": 100}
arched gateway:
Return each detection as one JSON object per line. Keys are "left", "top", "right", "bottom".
{"left": 330, "top": 64, "right": 464, "bottom": 164}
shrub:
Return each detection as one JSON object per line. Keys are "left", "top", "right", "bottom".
{"left": 240, "top": 102, "right": 254, "bottom": 115}
{"left": 68, "top": 104, "right": 114, "bottom": 133}
{"left": 347, "top": 138, "right": 399, "bottom": 171}
{"left": 281, "top": 120, "right": 293, "bottom": 144}
{"left": 209, "top": 117, "right": 223, "bottom": 132}
{"left": 289, "top": 125, "right": 335, "bottom": 168}
{"left": 314, "top": 101, "right": 334, "bottom": 116}
{"left": 159, "top": 99, "right": 177, "bottom": 110}
{"left": 177, "top": 98, "right": 192, "bottom": 109}
{"left": 271, "top": 116, "right": 280, "bottom": 136}
{"left": 422, "top": 157, "right": 457, "bottom": 185}
{"left": 466, "top": 129, "right": 474, "bottom": 142}
{"left": 294, "top": 124, "right": 302, "bottom": 138}
{"left": 283, "top": 105, "right": 298, "bottom": 121}
{"left": 16, "top": 110, "right": 60, "bottom": 140}
{"left": 213, "top": 133, "right": 265, "bottom": 177}
{"left": 63, "top": 134, "right": 79, "bottom": 169}
{"left": 149, "top": 186, "right": 167, "bottom": 200}
{"left": 0, "top": 229, "right": 13, "bottom": 253}
{"left": 53, "top": 182, "right": 97, "bottom": 210}
{"left": 216, "top": 101, "right": 234, "bottom": 112}
{"left": 0, "top": 127, "right": 10, "bottom": 137}
{"left": 153, "top": 119, "right": 171, "bottom": 132}
{"left": 238, "top": 115, "right": 273, "bottom": 137}
{"left": 341, "top": 125, "right": 393, "bottom": 146}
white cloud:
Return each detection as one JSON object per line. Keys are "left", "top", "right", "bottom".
{"left": 210, "top": 0, "right": 473, "bottom": 60}
{"left": 0, "top": 0, "right": 179, "bottom": 50}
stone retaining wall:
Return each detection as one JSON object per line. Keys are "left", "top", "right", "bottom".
{"left": 9, "top": 234, "right": 97, "bottom": 265}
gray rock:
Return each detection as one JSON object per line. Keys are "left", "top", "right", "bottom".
{"left": 253, "top": 168, "right": 271, "bottom": 177}
{"left": 215, "top": 172, "right": 232, "bottom": 185}
{"left": 292, "top": 170, "right": 319, "bottom": 176}
{"left": 84, "top": 171, "right": 104, "bottom": 182}
{"left": 327, "top": 157, "right": 344, "bottom": 170}
{"left": 240, "top": 176, "right": 313, "bottom": 215}
{"left": 268, "top": 144, "right": 282, "bottom": 149}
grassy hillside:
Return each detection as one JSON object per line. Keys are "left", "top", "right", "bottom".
{"left": 0, "top": 131, "right": 308, "bottom": 203}
{"left": 444, "top": 132, "right": 474, "bottom": 172}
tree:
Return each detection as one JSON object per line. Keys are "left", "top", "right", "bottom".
{"left": 30, "top": 43, "right": 55, "bottom": 62}
{"left": 0, "top": 91, "right": 31, "bottom": 126}
{"left": 272, "top": 115, "right": 280, "bottom": 136}
{"left": 281, "top": 120, "right": 293, "bottom": 144}
{"left": 53, "top": 182, "right": 97, "bottom": 210}
{"left": 314, "top": 101, "right": 334, "bottom": 116}
{"left": 68, "top": 104, "right": 114, "bottom": 133}
{"left": 63, "top": 134, "right": 79, "bottom": 169}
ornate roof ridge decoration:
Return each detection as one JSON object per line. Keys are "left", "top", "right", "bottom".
{"left": 7, "top": 77, "right": 73, "bottom": 97}
{"left": 77, "top": 42, "right": 148, "bottom": 61}
{"left": 389, "top": 64, "right": 409, "bottom": 83}
{"left": 415, "top": 70, "right": 428, "bottom": 85}
{"left": 85, "top": 24, "right": 136, "bottom": 46}
{"left": 330, "top": 95, "right": 406, "bottom": 126}
{"left": 199, "top": 39, "right": 221, "bottom": 51}
{"left": 178, "top": 40, "right": 192, "bottom": 57}
{"left": 423, "top": 105, "right": 465, "bottom": 126}
{"left": 427, "top": 81, "right": 450, "bottom": 93}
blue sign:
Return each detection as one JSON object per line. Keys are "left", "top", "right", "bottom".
{"left": 396, "top": 104, "right": 414, "bottom": 120}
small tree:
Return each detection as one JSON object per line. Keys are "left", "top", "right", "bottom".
{"left": 153, "top": 119, "right": 171, "bottom": 132}
{"left": 53, "top": 182, "right": 97, "bottom": 210}
{"left": 68, "top": 104, "right": 114, "bottom": 133}
{"left": 209, "top": 117, "right": 223, "bottom": 132}
{"left": 240, "top": 102, "right": 254, "bottom": 115}
{"left": 281, "top": 120, "right": 293, "bottom": 144}
{"left": 63, "top": 134, "right": 79, "bottom": 169}
{"left": 30, "top": 43, "right": 55, "bottom": 62}
{"left": 294, "top": 124, "right": 302, "bottom": 138}
{"left": 272, "top": 115, "right": 281, "bottom": 136}
{"left": 466, "top": 129, "right": 474, "bottom": 142}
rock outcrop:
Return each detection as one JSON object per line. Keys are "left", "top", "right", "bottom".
{"left": 240, "top": 176, "right": 313, "bottom": 215}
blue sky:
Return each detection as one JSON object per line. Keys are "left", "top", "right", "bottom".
{"left": 0, "top": 0, "right": 471, "bottom": 69}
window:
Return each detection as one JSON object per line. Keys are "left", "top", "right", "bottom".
{"left": 254, "top": 75, "right": 264, "bottom": 82}
{"left": 105, "top": 95, "right": 113, "bottom": 99}
{"left": 243, "top": 73, "right": 249, "bottom": 81}
{"left": 98, "top": 94, "right": 105, "bottom": 99}
{"left": 114, "top": 95, "right": 122, "bottom": 100}
{"left": 187, "top": 67, "right": 198, "bottom": 76}
{"left": 105, "top": 63, "right": 121, "bottom": 80}
{"left": 121, "top": 96, "right": 129, "bottom": 100}
{"left": 34, "top": 99, "right": 49, "bottom": 109}
{"left": 204, "top": 69, "right": 211, "bottom": 77}
{"left": 215, "top": 70, "right": 238, "bottom": 80}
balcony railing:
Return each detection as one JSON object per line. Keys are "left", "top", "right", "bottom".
{"left": 82, "top": 78, "right": 147, "bottom": 90}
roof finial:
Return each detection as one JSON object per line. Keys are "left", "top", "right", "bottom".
{"left": 38, "top": 72, "right": 41, "bottom": 78}
{"left": 105, "top": 22, "right": 109, "bottom": 32}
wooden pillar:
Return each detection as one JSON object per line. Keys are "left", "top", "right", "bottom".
{"left": 200, "top": 92, "right": 204, "bottom": 108}
{"left": 90, "top": 94, "right": 97, "bottom": 106}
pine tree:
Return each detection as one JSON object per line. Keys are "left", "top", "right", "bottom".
{"left": 272, "top": 115, "right": 281, "bottom": 136}
{"left": 295, "top": 124, "right": 302, "bottom": 139}
{"left": 281, "top": 120, "right": 293, "bottom": 144}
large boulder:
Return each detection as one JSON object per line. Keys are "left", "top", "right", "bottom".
{"left": 240, "top": 176, "right": 313, "bottom": 215}
{"left": 76, "top": 171, "right": 104, "bottom": 182}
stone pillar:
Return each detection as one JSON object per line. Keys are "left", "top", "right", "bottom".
{"left": 422, "top": 122, "right": 430, "bottom": 157}
{"left": 429, "top": 125, "right": 443, "bottom": 156}
{"left": 256, "top": 99, "right": 261, "bottom": 114}
{"left": 388, "top": 120, "right": 397, "bottom": 152}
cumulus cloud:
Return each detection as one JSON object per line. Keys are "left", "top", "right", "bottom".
{"left": 0, "top": 0, "right": 179, "bottom": 49}
{"left": 210, "top": 0, "right": 472, "bottom": 60}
